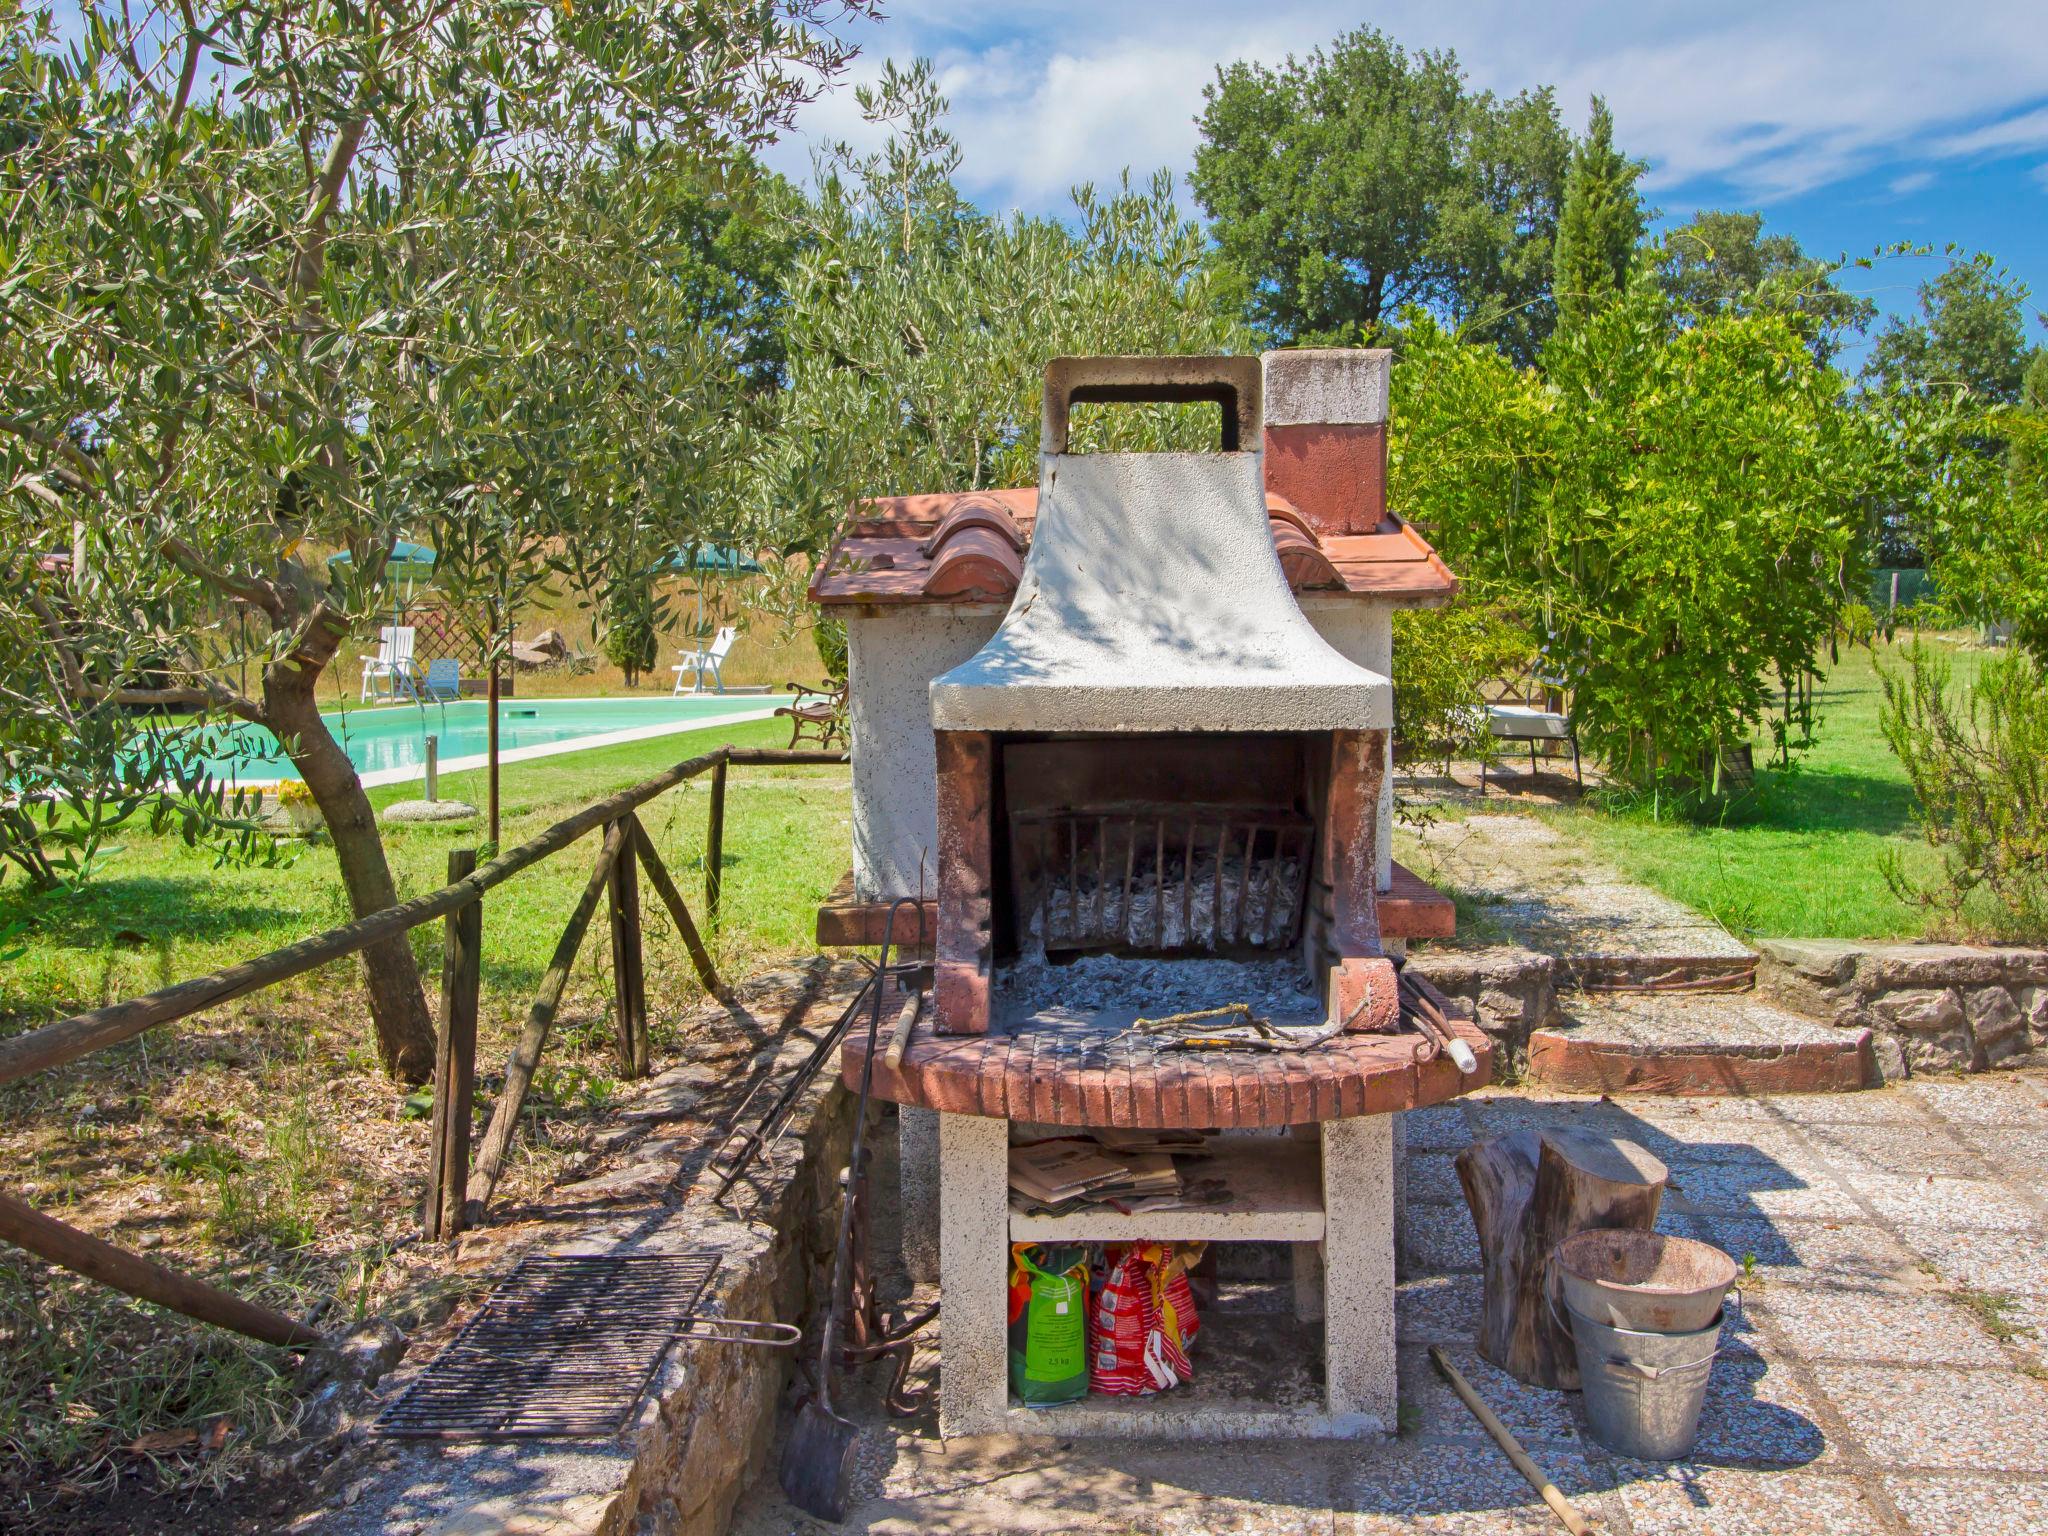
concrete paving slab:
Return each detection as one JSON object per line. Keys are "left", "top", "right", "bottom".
{"left": 1684, "top": 1345, "right": 1838, "bottom": 1468}
{"left": 1885, "top": 1474, "right": 2048, "bottom": 1536}
{"left": 1811, "top": 1363, "right": 2048, "bottom": 1472}
{"left": 1395, "top": 1276, "right": 1485, "bottom": 1345}
{"left": 1331, "top": 1443, "right": 1619, "bottom": 1535}
{"left": 1895, "top": 1222, "right": 2048, "bottom": 1298}
{"left": 1401, "top": 1200, "right": 1481, "bottom": 1274}
{"left": 1854, "top": 1172, "right": 2046, "bottom": 1231}
{"left": 1402, "top": 1104, "right": 1478, "bottom": 1151}
{"left": 1682, "top": 1214, "right": 1921, "bottom": 1292}
{"left": 1904, "top": 1077, "right": 2048, "bottom": 1125}
{"left": 1610, "top": 1464, "right": 1883, "bottom": 1535}
{"left": 1397, "top": 1344, "right": 1583, "bottom": 1448}
{"left": 1661, "top": 1155, "right": 1865, "bottom": 1221}
{"left": 1740, "top": 1086, "right": 1930, "bottom": 1126}
{"left": 1757, "top": 1284, "right": 2011, "bottom": 1367}
{"left": 1794, "top": 1122, "right": 1994, "bottom": 1178}
{"left": 1405, "top": 1151, "right": 1469, "bottom": 1205}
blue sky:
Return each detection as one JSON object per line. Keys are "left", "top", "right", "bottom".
{"left": 770, "top": 0, "right": 2048, "bottom": 367}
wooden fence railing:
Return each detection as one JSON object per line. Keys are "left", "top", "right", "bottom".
{"left": 0, "top": 745, "right": 847, "bottom": 1348}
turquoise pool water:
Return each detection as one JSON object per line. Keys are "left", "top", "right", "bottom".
{"left": 201, "top": 695, "right": 780, "bottom": 786}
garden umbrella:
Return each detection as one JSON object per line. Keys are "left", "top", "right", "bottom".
{"left": 327, "top": 540, "right": 438, "bottom": 629}
{"left": 655, "top": 542, "right": 763, "bottom": 638}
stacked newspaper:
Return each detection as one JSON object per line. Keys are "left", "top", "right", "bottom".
{"left": 1008, "top": 1137, "right": 1187, "bottom": 1217}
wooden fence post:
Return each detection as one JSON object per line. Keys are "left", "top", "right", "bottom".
{"left": 467, "top": 824, "right": 628, "bottom": 1223}
{"left": 626, "top": 814, "right": 727, "bottom": 1003}
{"left": 0, "top": 1191, "right": 322, "bottom": 1349}
{"left": 424, "top": 849, "right": 481, "bottom": 1241}
{"left": 608, "top": 820, "right": 649, "bottom": 1078}
{"left": 706, "top": 751, "right": 727, "bottom": 931}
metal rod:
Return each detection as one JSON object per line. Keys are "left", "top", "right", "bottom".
{"left": 1234, "top": 825, "right": 1257, "bottom": 943}
{"left": 1120, "top": 818, "right": 1137, "bottom": 946}
{"left": 1212, "top": 822, "right": 1226, "bottom": 948}
{"left": 1154, "top": 819, "right": 1167, "bottom": 950}
{"left": 1181, "top": 818, "right": 1195, "bottom": 945}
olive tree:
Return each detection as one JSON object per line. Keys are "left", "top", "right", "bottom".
{"left": 0, "top": 2, "right": 871, "bottom": 1077}
{"left": 764, "top": 58, "right": 1251, "bottom": 557}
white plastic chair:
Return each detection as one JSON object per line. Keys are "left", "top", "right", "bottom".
{"left": 421, "top": 657, "right": 461, "bottom": 702}
{"left": 359, "top": 626, "right": 419, "bottom": 701}
{"left": 672, "top": 626, "right": 739, "bottom": 694}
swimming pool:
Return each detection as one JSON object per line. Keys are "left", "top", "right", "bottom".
{"left": 200, "top": 695, "right": 783, "bottom": 788}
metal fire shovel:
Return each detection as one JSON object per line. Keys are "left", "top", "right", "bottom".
{"left": 779, "top": 897, "right": 923, "bottom": 1523}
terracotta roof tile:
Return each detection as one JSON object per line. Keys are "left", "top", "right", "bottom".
{"left": 808, "top": 485, "right": 1455, "bottom": 606}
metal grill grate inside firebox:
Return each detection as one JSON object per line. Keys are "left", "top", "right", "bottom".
{"left": 1019, "top": 809, "right": 1314, "bottom": 955}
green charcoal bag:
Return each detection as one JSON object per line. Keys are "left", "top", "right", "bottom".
{"left": 1007, "top": 1243, "right": 1089, "bottom": 1405}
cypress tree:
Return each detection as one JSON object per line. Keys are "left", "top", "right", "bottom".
{"left": 1553, "top": 97, "right": 1645, "bottom": 330}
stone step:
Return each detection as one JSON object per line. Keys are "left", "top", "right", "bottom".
{"left": 1528, "top": 994, "right": 1873, "bottom": 1096}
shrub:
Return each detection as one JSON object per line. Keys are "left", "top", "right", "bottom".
{"left": 601, "top": 584, "right": 661, "bottom": 687}
{"left": 813, "top": 615, "right": 849, "bottom": 684}
{"left": 1879, "top": 643, "right": 2048, "bottom": 939}
{"left": 1391, "top": 602, "right": 1535, "bottom": 772}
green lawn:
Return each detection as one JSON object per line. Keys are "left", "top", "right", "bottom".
{"left": 1533, "top": 635, "right": 1983, "bottom": 942}
{"left": 0, "top": 713, "right": 850, "bottom": 1034}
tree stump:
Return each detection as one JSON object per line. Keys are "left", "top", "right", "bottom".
{"left": 1455, "top": 1127, "right": 1668, "bottom": 1389}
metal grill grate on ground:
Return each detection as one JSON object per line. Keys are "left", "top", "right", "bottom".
{"left": 372, "top": 1251, "right": 721, "bottom": 1439}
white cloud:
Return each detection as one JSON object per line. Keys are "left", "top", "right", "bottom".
{"left": 1889, "top": 171, "right": 1936, "bottom": 196}
{"left": 2034, "top": 163, "right": 2048, "bottom": 192}
{"left": 770, "top": 1, "right": 2048, "bottom": 214}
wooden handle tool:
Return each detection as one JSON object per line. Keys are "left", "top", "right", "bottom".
{"left": 1428, "top": 1346, "right": 1596, "bottom": 1535}
{"left": 883, "top": 991, "right": 922, "bottom": 1071}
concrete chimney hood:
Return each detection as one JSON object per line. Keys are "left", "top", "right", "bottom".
{"left": 929, "top": 357, "right": 1394, "bottom": 734}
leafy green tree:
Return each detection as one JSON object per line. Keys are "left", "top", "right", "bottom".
{"left": 1551, "top": 98, "right": 1645, "bottom": 333}
{"left": 0, "top": 2, "right": 870, "bottom": 1077}
{"left": 768, "top": 60, "right": 1250, "bottom": 555}
{"left": 1191, "top": 27, "right": 1570, "bottom": 362}
{"left": 1655, "top": 210, "right": 1876, "bottom": 364}
{"left": 1863, "top": 257, "right": 2039, "bottom": 403}
{"left": 1394, "top": 285, "right": 1873, "bottom": 794}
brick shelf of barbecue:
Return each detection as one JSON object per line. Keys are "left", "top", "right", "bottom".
{"left": 843, "top": 1012, "right": 1491, "bottom": 1130}
{"left": 1008, "top": 1131, "right": 1325, "bottom": 1243}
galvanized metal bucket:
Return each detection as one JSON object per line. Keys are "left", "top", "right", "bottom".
{"left": 1565, "top": 1300, "right": 1727, "bottom": 1460}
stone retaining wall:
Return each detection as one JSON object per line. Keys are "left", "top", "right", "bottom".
{"left": 1755, "top": 939, "right": 2048, "bottom": 1080}
{"left": 616, "top": 1076, "right": 858, "bottom": 1536}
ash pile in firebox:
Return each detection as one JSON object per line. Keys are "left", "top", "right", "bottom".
{"left": 995, "top": 951, "right": 1320, "bottom": 1022}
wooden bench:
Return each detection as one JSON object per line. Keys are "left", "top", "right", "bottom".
{"left": 774, "top": 681, "right": 847, "bottom": 750}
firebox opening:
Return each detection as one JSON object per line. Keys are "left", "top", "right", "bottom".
{"left": 981, "top": 732, "right": 1334, "bottom": 1028}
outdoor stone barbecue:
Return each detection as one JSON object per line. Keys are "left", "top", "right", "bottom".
{"left": 812, "top": 350, "right": 1489, "bottom": 1439}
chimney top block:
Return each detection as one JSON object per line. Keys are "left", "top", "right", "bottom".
{"left": 1262, "top": 348, "right": 1390, "bottom": 428}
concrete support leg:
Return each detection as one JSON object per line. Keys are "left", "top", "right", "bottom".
{"left": 899, "top": 1105, "right": 941, "bottom": 1286}
{"left": 1391, "top": 1108, "right": 1409, "bottom": 1276}
{"left": 1321, "top": 1114, "right": 1397, "bottom": 1431}
{"left": 1291, "top": 1242, "right": 1325, "bottom": 1322}
{"left": 938, "top": 1110, "right": 1010, "bottom": 1438}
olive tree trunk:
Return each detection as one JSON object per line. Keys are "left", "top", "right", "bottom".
{"left": 264, "top": 660, "right": 438, "bottom": 1082}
